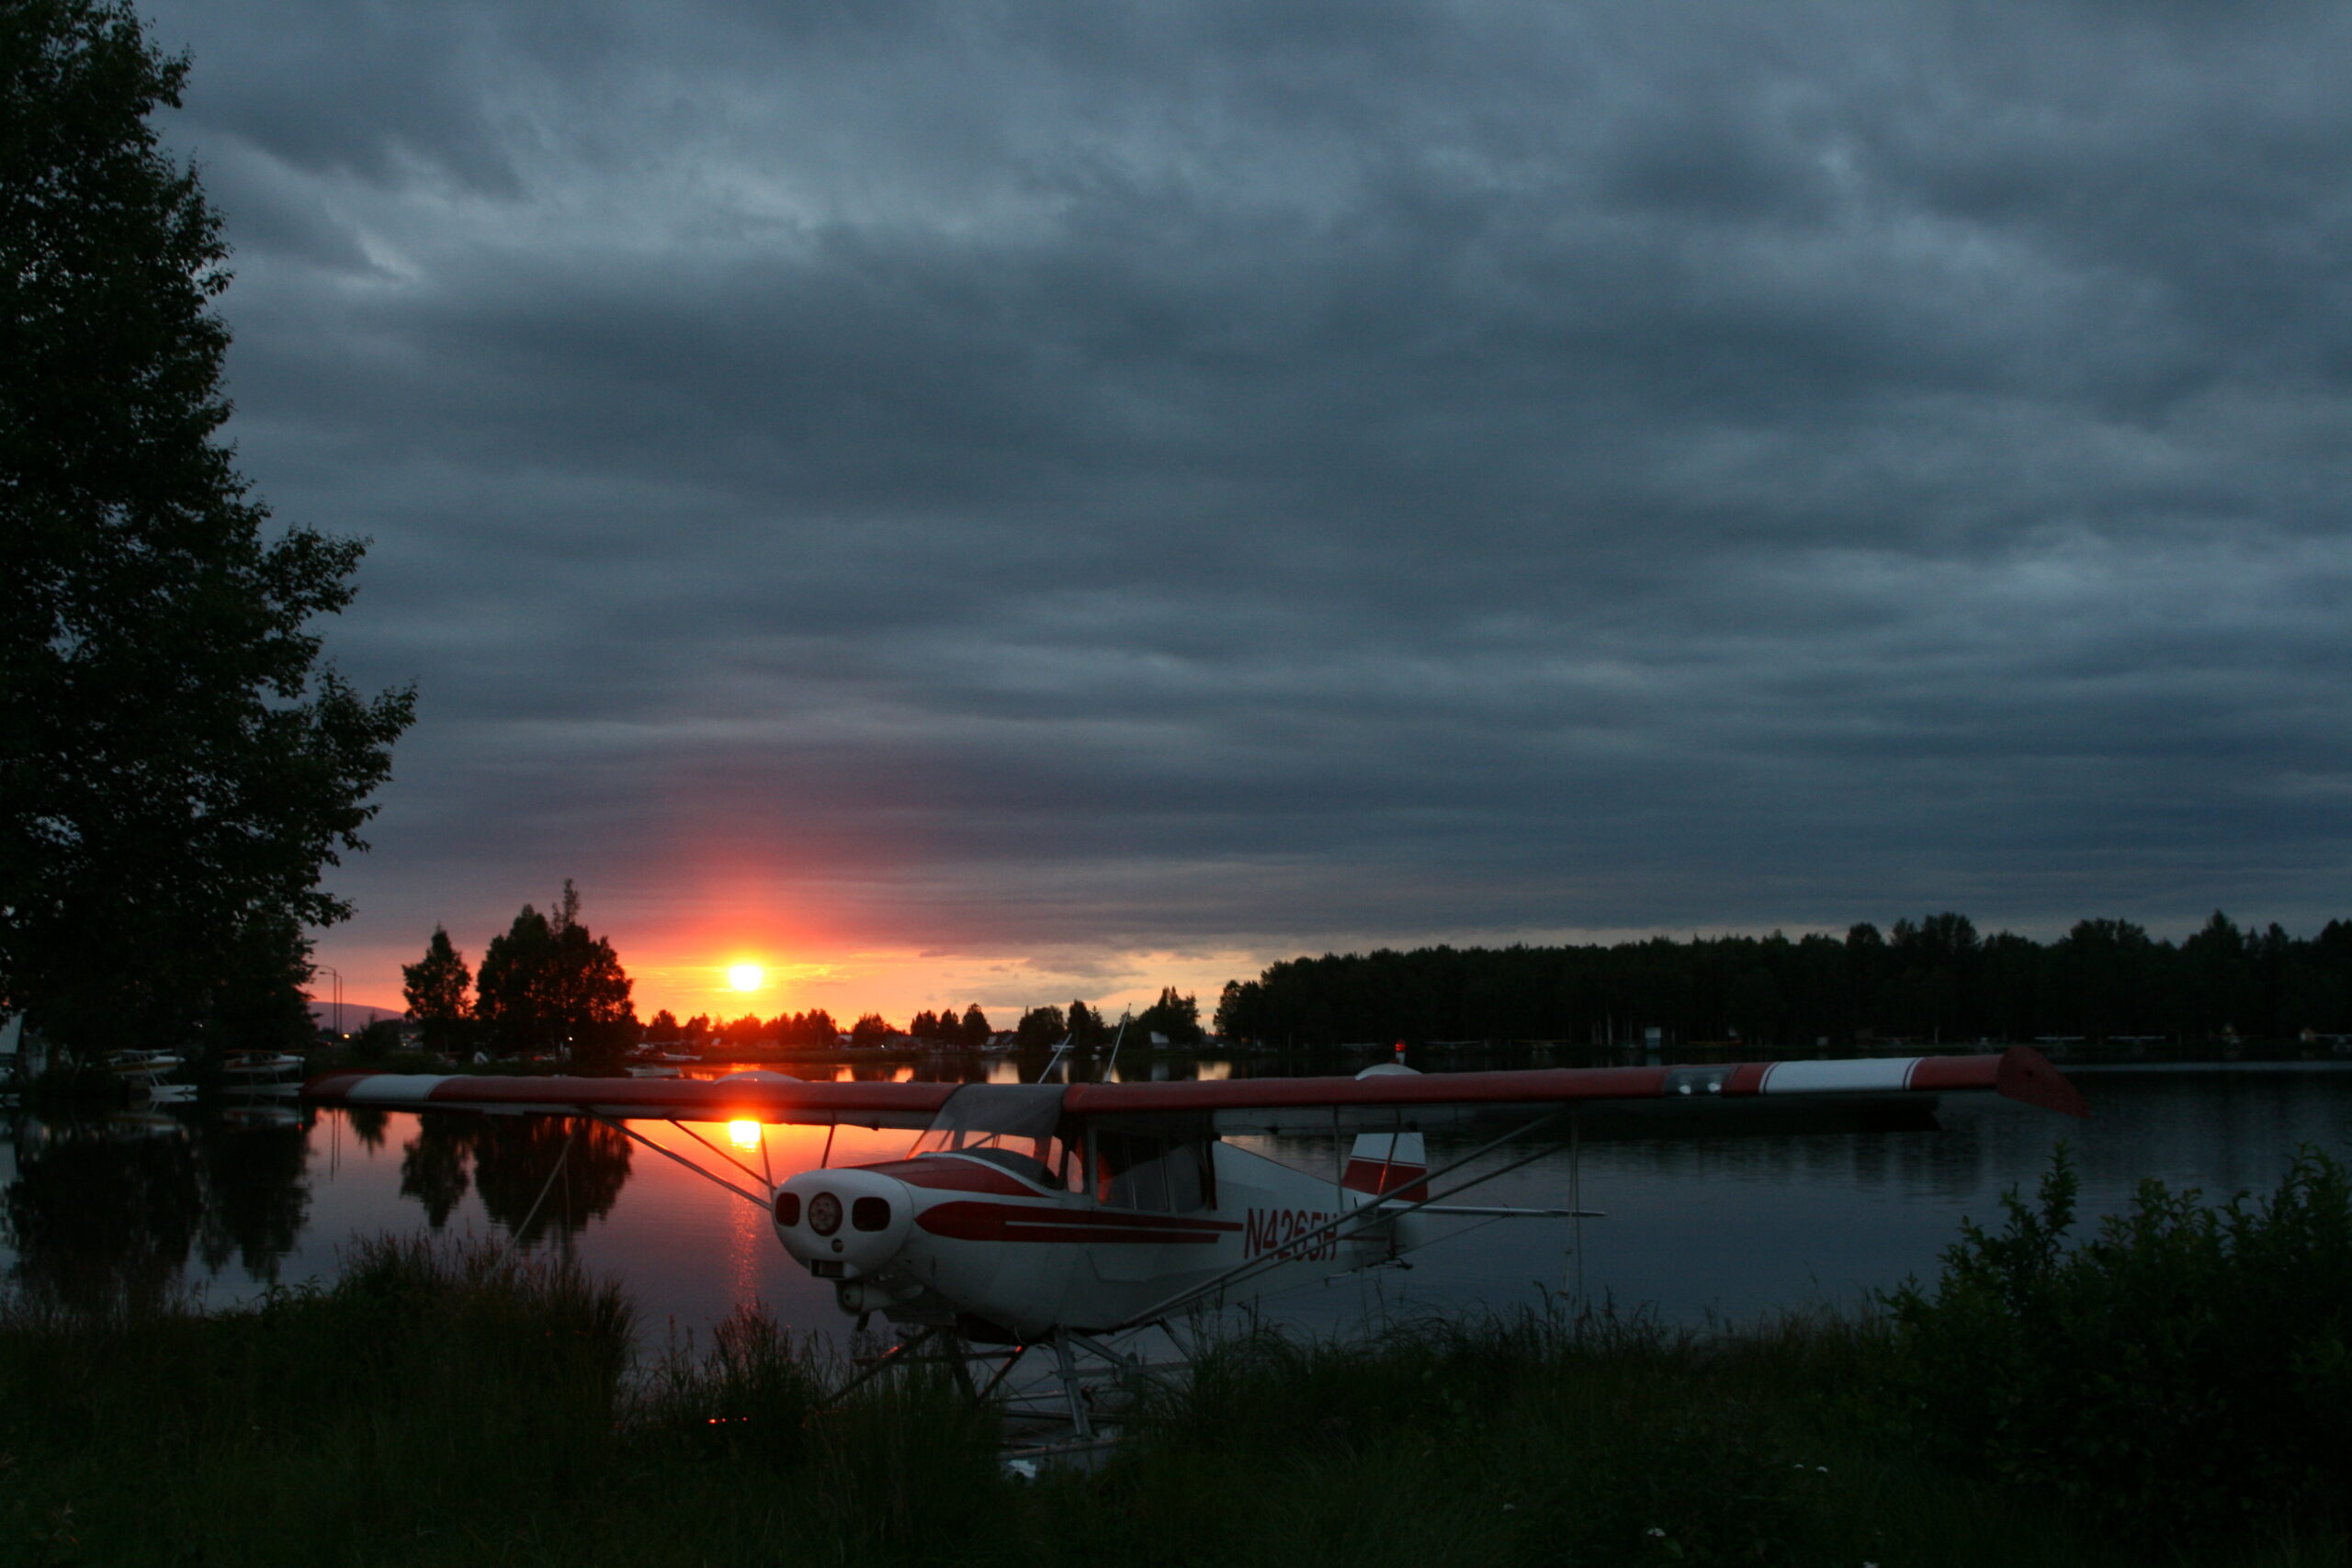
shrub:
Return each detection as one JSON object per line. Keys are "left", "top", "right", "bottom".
{"left": 1885, "top": 1145, "right": 2352, "bottom": 1541}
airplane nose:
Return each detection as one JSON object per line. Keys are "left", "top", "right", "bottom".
{"left": 773, "top": 1168, "right": 914, "bottom": 1280}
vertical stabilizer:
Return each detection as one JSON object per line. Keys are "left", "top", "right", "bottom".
{"left": 1343, "top": 1060, "right": 1429, "bottom": 1199}
{"left": 1342, "top": 1130, "right": 1428, "bottom": 1200}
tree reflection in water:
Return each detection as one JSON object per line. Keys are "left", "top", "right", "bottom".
{"left": 345, "top": 1104, "right": 390, "bottom": 1151}
{"left": 399, "top": 1113, "right": 633, "bottom": 1245}
{"left": 5, "top": 1123, "right": 200, "bottom": 1313}
{"left": 399, "top": 1111, "right": 474, "bottom": 1226}
{"left": 196, "top": 1113, "right": 312, "bottom": 1282}
{"left": 3, "top": 1108, "right": 322, "bottom": 1314}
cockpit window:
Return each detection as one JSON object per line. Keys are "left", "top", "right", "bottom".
{"left": 1094, "top": 1131, "right": 1213, "bottom": 1213}
{"left": 910, "top": 1084, "right": 1080, "bottom": 1191}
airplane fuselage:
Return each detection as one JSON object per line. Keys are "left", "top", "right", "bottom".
{"left": 773, "top": 1139, "right": 1417, "bottom": 1339}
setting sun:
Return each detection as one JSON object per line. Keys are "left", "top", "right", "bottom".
{"left": 726, "top": 1120, "right": 762, "bottom": 1150}
{"left": 726, "top": 962, "right": 763, "bottom": 992}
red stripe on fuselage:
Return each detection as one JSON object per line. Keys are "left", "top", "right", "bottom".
{"left": 916, "top": 1201, "right": 1240, "bottom": 1245}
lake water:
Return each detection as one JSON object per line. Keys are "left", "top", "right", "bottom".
{"left": 6, "top": 1057, "right": 2350, "bottom": 1347}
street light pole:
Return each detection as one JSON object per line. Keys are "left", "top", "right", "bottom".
{"left": 315, "top": 964, "right": 343, "bottom": 1038}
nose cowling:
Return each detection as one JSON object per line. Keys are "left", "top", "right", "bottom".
{"left": 773, "top": 1168, "right": 914, "bottom": 1279}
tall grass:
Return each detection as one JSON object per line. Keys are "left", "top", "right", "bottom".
{"left": 1023, "top": 1307, "right": 2122, "bottom": 1568}
{"left": 0, "top": 1235, "right": 633, "bottom": 1563}
{"left": 3, "top": 1180, "right": 2347, "bottom": 1566}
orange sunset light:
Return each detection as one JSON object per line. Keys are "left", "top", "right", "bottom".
{"left": 726, "top": 962, "right": 764, "bottom": 992}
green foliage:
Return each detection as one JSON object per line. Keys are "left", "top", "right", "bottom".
{"left": 786, "top": 1007, "right": 841, "bottom": 1046}
{"left": 471, "top": 882, "right": 637, "bottom": 1064}
{"left": 6, "top": 1242, "right": 2340, "bottom": 1567}
{"left": 0, "top": 1235, "right": 628, "bottom": 1562}
{"left": 1886, "top": 1145, "right": 2352, "bottom": 1543}
{"left": 920, "top": 1004, "right": 979, "bottom": 1046}
{"left": 1135, "top": 986, "right": 1202, "bottom": 1044}
{"left": 0, "top": 1237, "right": 1002, "bottom": 1567}
{"left": 401, "top": 926, "right": 473, "bottom": 1051}
{"left": 0, "top": 0, "right": 413, "bottom": 1055}
{"left": 351, "top": 1016, "right": 401, "bottom": 1062}
{"left": 1225, "top": 910, "right": 2352, "bottom": 1047}
{"left": 1015, "top": 1003, "right": 1066, "bottom": 1049}
{"left": 634, "top": 1302, "right": 824, "bottom": 1463}
{"left": 1034, "top": 1311, "right": 2117, "bottom": 1568}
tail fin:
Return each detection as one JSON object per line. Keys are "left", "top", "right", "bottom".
{"left": 1343, "top": 1130, "right": 1428, "bottom": 1201}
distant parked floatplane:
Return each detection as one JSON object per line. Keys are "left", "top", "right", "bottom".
{"left": 303, "top": 1044, "right": 2086, "bottom": 1443}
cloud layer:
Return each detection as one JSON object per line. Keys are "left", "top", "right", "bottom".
{"left": 141, "top": 0, "right": 2352, "bottom": 1011}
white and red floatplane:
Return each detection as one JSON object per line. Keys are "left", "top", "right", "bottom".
{"left": 301, "top": 1047, "right": 2086, "bottom": 1438}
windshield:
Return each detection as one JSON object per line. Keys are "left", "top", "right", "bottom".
{"left": 909, "top": 1084, "right": 1079, "bottom": 1190}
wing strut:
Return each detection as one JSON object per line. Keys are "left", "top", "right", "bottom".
{"left": 1115, "top": 1107, "right": 1594, "bottom": 1330}
{"left": 499, "top": 1122, "right": 577, "bottom": 1260}
{"left": 586, "top": 1112, "right": 772, "bottom": 1212}
{"left": 665, "top": 1116, "right": 775, "bottom": 1194}
{"left": 1100, "top": 1010, "right": 1132, "bottom": 1083}
{"left": 1569, "top": 1111, "right": 1584, "bottom": 1304}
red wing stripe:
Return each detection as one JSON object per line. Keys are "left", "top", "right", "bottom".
{"left": 308, "top": 1050, "right": 2086, "bottom": 1126}
{"left": 1064, "top": 1048, "right": 2081, "bottom": 1119}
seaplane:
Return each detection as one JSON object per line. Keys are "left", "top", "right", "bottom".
{"left": 301, "top": 1045, "right": 2086, "bottom": 1438}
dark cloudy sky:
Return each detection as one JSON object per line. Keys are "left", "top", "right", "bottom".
{"left": 141, "top": 0, "right": 2352, "bottom": 1018}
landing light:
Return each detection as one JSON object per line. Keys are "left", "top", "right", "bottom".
{"left": 808, "top": 1191, "right": 842, "bottom": 1236}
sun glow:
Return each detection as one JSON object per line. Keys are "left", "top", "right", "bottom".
{"left": 726, "top": 962, "right": 763, "bottom": 992}
{"left": 727, "top": 1120, "right": 762, "bottom": 1150}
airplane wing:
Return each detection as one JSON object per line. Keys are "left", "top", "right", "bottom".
{"left": 1063, "top": 1046, "right": 2086, "bottom": 1136}
{"left": 303, "top": 1047, "right": 2083, "bottom": 1136}
{"left": 300, "top": 1070, "right": 955, "bottom": 1130}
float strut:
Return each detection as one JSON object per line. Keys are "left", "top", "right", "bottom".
{"left": 1052, "top": 1331, "right": 1092, "bottom": 1438}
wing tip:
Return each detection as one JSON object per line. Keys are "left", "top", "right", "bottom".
{"left": 1996, "top": 1045, "right": 2090, "bottom": 1119}
{"left": 300, "top": 1070, "right": 380, "bottom": 1103}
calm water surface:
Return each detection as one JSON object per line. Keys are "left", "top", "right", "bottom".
{"left": 6, "top": 1057, "right": 2350, "bottom": 1343}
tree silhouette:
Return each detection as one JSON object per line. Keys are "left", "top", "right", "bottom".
{"left": 1, "top": 0, "right": 413, "bottom": 1053}
{"left": 473, "top": 882, "right": 636, "bottom": 1063}
{"left": 400, "top": 925, "right": 472, "bottom": 1051}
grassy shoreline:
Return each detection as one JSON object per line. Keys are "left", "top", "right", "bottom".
{"left": 5, "top": 1194, "right": 2347, "bottom": 1568}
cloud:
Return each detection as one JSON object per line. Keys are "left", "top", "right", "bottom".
{"left": 131, "top": 0, "right": 2352, "bottom": 1004}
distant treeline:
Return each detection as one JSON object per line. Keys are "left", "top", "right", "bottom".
{"left": 1212, "top": 912, "right": 2352, "bottom": 1048}
{"left": 647, "top": 989, "right": 1206, "bottom": 1052}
